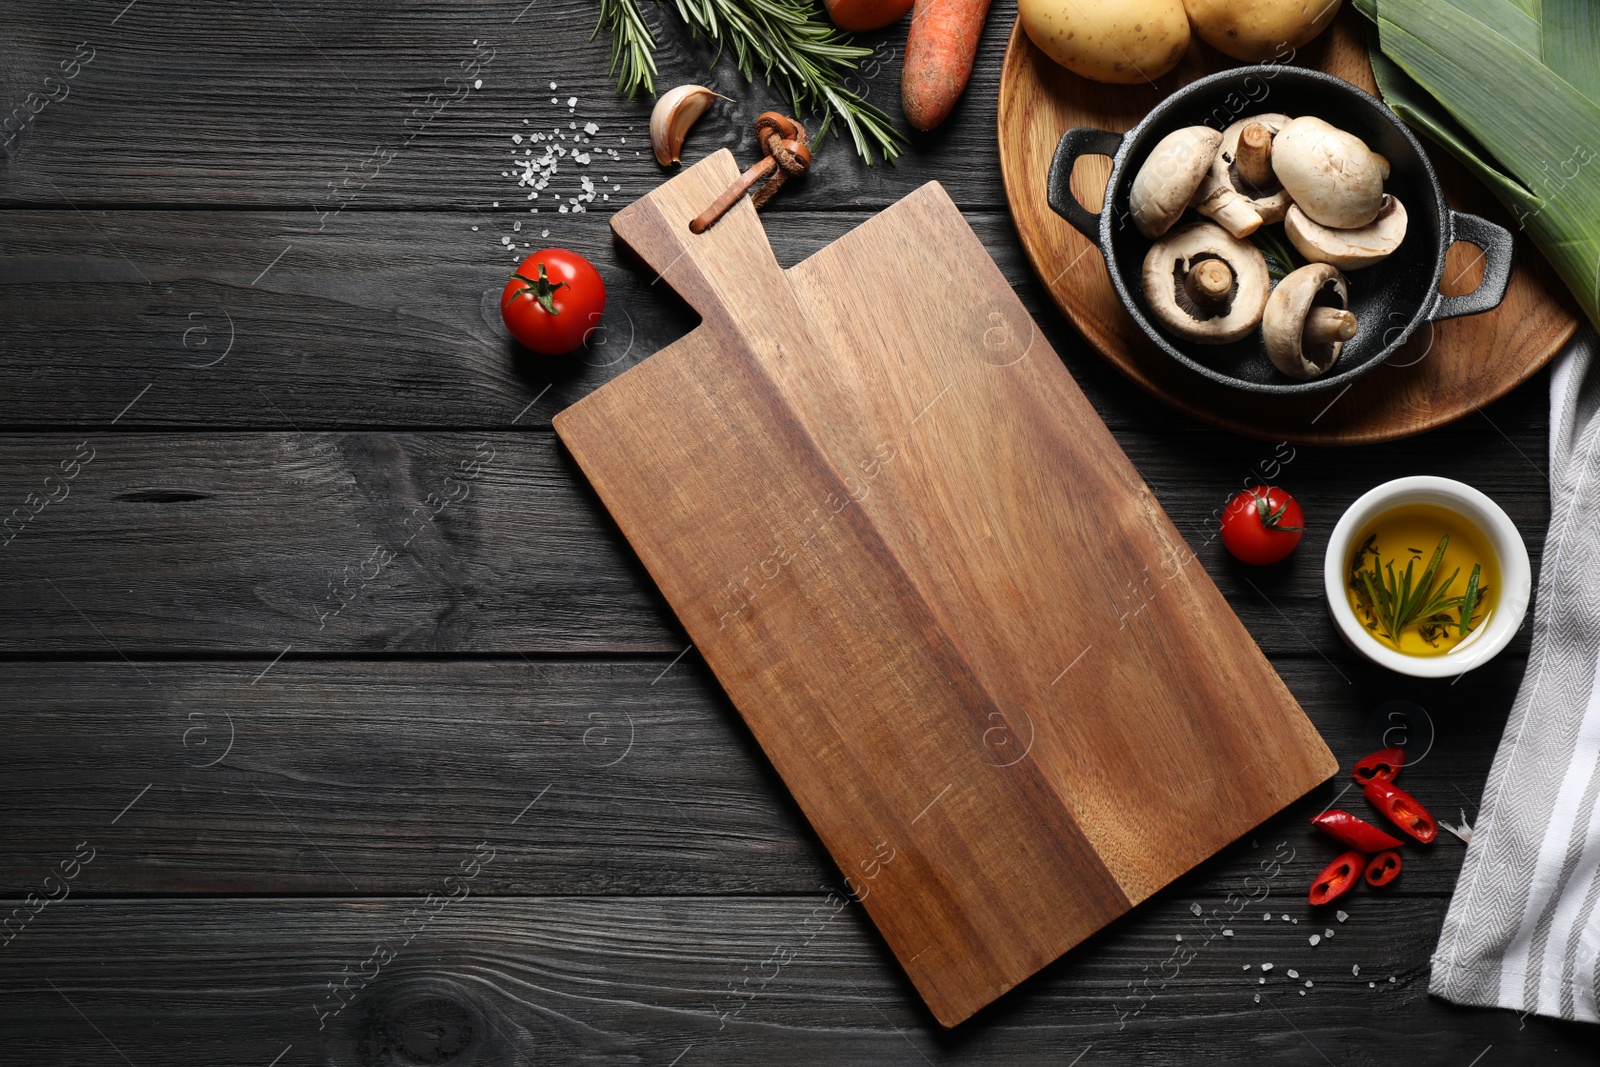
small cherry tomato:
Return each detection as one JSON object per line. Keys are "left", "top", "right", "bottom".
{"left": 1309, "top": 849, "right": 1366, "bottom": 906}
{"left": 1365, "top": 850, "right": 1402, "bottom": 887}
{"left": 1352, "top": 746, "right": 1405, "bottom": 786}
{"left": 1219, "top": 486, "right": 1304, "bottom": 565}
{"left": 500, "top": 248, "right": 606, "bottom": 355}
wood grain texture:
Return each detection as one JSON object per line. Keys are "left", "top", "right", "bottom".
{"left": 0, "top": 207, "right": 1138, "bottom": 432}
{"left": 3, "top": 896, "right": 1596, "bottom": 1065}
{"left": 0, "top": 656, "right": 1530, "bottom": 898}
{"left": 0, "top": 422, "right": 1548, "bottom": 656}
{"left": 996, "top": 10, "right": 1583, "bottom": 445}
{"left": 0, "top": 0, "right": 1006, "bottom": 211}
{"left": 0, "top": 0, "right": 1573, "bottom": 1056}
{"left": 554, "top": 152, "right": 1335, "bottom": 1024}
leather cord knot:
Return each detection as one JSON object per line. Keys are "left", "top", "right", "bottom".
{"left": 690, "top": 112, "right": 810, "bottom": 234}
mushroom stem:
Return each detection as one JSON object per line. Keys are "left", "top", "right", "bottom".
{"left": 1235, "top": 122, "right": 1275, "bottom": 191}
{"left": 1305, "top": 307, "right": 1358, "bottom": 344}
{"left": 1185, "top": 258, "right": 1235, "bottom": 308}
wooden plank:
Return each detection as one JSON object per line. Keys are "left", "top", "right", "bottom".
{"left": 0, "top": 431, "right": 1547, "bottom": 655}
{"left": 0, "top": 207, "right": 1553, "bottom": 436}
{"left": 0, "top": 656, "right": 1523, "bottom": 897}
{"left": 1, "top": 895, "right": 1592, "bottom": 1064}
{"left": 0, "top": 209, "right": 1146, "bottom": 430}
{"left": 0, "top": 0, "right": 1007, "bottom": 210}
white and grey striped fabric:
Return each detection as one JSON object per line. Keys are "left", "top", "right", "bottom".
{"left": 1431, "top": 327, "right": 1600, "bottom": 1022}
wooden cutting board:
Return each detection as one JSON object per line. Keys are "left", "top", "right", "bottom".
{"left": 553, "top": 152, "right": 1337, "bottom": 1027}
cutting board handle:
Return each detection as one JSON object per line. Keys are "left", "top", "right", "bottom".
{"left": 610, "top": 150, "right": 790, "bottom": 332}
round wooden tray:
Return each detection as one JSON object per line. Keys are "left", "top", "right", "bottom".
{"left": 996, "top": 10, "right": 1580, "bottom": 445}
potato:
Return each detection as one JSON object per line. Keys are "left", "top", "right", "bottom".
{"left": 1019, "top": 0, "right": 1190, "bottom": 85}
{"left": 1183, "top": 0, "right": 1343, "bottom": 62}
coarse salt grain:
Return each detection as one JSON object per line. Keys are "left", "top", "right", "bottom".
{"left": 513, "top": 134, "right": 523, "bottom": 144}
{"left": 551, "top": 97, "right": 558, "bottom": 104}
{"left": 1258, "top": 977, "right": 1265, "bottom": 985}
{"left": 1223, "top": 929, "right": 1233, "bottom": 937}
{"left": 1175, "top": 934, "right": 1183, "bottom": 942}
{"left": 1264, "top": 913, "right": 1272, "bottom": 921}
{"left": 1325, "top": 929, "right": 1335, "bottom": 938}
{"left": 1336, "top": 911, "right": 1349, "bottom": 923}
{"left": 584, "top": 121, "right": 599, "bottom": 135}
{"left": 1190, "top": 903, "right": 1202, "bottom": 917}
{"left": 567, "top": 96, "right": 577, "bottom": 107}
{"left": 1261, "top": 963, "right": 1273, "bottom": 971}
{"left": 1310, "top": 935, "right": 1321, "bottom": 946}
{"left": 1352, "top": 965, "right": 1361, "bottom": 976}
{"left": 1287, "top": 970, "right": 1299, "bottom": 979}
{"left": 473, "top": 79, "right": 482, "bottom": 89}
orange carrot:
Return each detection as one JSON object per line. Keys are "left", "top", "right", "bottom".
{"left": 825, "top": 0, "right": 914, "bottom": 32}
{"left": 901, "top": 0, "right": 993, "bottom": 131}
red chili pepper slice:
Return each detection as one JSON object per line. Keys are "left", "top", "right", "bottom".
{"left": 1365, "top": 850, "right": 1402, "bottom": 887}
{"left": 1364, "top": 779, "right": 1438, "bottom": 844}
{"left": 1352, "top": 746, "right": 1405, "bottom": 785}
{"left": 1308, "top": 849, "right": 1367, "bottom": 906}
{"left": 1311, "top": 809, "right": 1404, "bottom": 852}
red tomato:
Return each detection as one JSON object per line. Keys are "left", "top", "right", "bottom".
{"left": 1220, "top": 486, "right": 1304, "bottom": 565}
{"left": 501, "top": 249, "right": 606, "bottom": 355}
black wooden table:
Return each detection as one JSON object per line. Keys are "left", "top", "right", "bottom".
{"left": 2, "top": 2, "right": 1594, "bottom": 1063}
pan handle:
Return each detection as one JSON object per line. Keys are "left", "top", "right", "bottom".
{"left": 1047, "top": 127, "right": 1125, "bottom": 241}
{"left": 1430, "top": 211, "right": 1515, "bottom": 321}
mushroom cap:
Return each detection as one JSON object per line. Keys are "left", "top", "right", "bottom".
{"left": 1271, "top": 116, "right": 1389, "bottom": 229}
{"left": 1262, "top": 263, "right": 1351, "bottom": 379}
{"left": 1141, "top": 221, "right": 1271, "bottom": 344}
{"left": 1130, "top": 126, "right": 1223, "bottom": 238}
{"left": 1212, "top": 114, "right": 1293, "bottom": 224}
{"left": 1285, "top": 194, "right": 1408, "bottom": 269}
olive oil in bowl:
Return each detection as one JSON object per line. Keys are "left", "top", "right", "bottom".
{"left": 1345, "top": 503, "right": 1499, "bottom": 657}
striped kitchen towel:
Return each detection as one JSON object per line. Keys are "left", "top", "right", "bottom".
{"left": 1431, "top": 326, "right": 1600, "bottom": 1022}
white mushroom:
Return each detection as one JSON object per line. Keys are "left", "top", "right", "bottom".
{"left": 1141, "top": 222, "right": 1271, "bottom": 344}
{"left": 1285, "top": 195, "right": 1408, "bottom": 269}
{"left": 1190, "top": 168, "right": 1265, "bottom": 238}
{"left": 1262, "top": 263, "right": 1356, "bottom": 379}
{"left": 1208, "top": 115, "right": 1293, "bottom": 226}
{"left": 1271, "top": 116, "right": 1390, "bottom": 230}
{"left": 1130, "top": 126, "right": 1223, "bottom": 239}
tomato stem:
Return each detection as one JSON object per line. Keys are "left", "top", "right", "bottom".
{"left": 1253, "top": 488, "right": 1303, "bottom": 533}
{"left": 508, "top": 263, "right": 567, "bottom": 315}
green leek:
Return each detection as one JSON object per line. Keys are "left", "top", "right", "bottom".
{"left": 1352, "top": 0, "right": 1600, "bottom": 330}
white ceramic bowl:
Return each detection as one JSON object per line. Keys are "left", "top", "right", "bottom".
{"left": 1324, "top": 476, "right": 1532, "bottom": 678}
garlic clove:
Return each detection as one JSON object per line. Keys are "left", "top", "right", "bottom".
{"left": 650, "top": 84, "right": 726, "bottom": 167}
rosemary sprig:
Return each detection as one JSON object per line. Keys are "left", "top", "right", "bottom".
{"left": 594, "top": 0, "right": 661, "bottom": 100}
{"left": 593, "top": 0, "right": 905, "bottom": 165}
{"left": 1349, "top": 534, "right": 1488, "bottom": 649}
{"left": 1251, "top": 225, "right": 1304, "bottom": 280}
